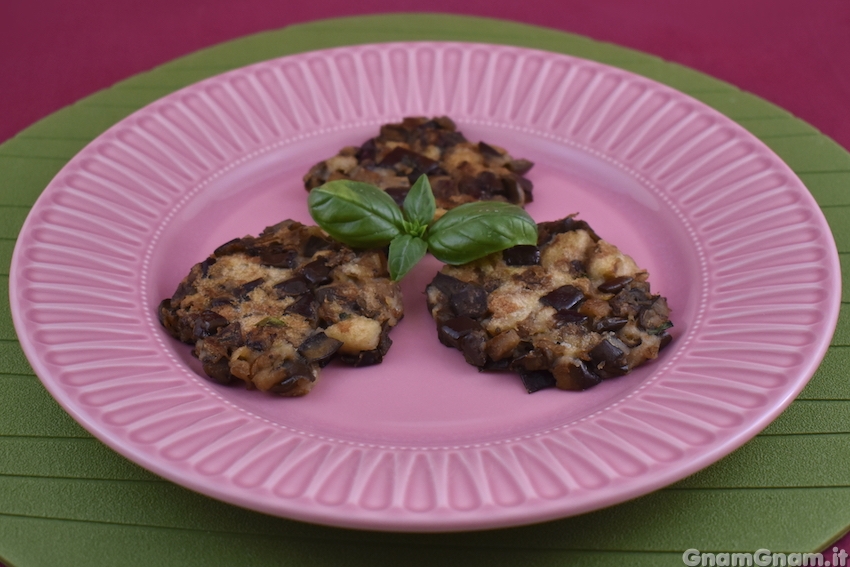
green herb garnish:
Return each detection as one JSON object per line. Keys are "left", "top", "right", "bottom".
{"left": 308, "top": 175, "right": 538, "bottom": 280}
{"left": 256, "top": 316, "right": 287, "bottom": 328}
{"left": 647, "top": 321, "right": 674, "bottom": 335}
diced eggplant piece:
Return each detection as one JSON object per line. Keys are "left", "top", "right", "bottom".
{"left": 639, "top": 297, "right": 672, "bottom": 331}
{"left": 212, "top": 322, "right": 243, "bottom": 347}
{"left": 456, "top": 175, "right": 483, "bottom": 200}
{"left": 428, "top": 273, "right": 488, "bottom": 319}
{"left": 433, "top": 129, "right": 467, "bottom": 148}
{"left": 449, "top": 284, "right": 488, "bottom": 319}
{"left": 379, "top": 123, "right": 408, "bottom": 142}
{"left": 339, "top": 349, "right": 383, "bottom": 367}
{"left": 593, "top": 316, "right": 629, "bottom": 333}
{"left": 609, "top": 285, "right": 653, "bottom": 318}
{"left": 429, "top": 272, "right": 468, "bottom": 297}
{"left": 158, "top": 299, "right": 178, "bottom": 334}
{"left": 260, "top": 246, "right": 298, "bottom": 269}
{"left": 500, "top": 175, "right": 526, "bottom": 205}
{"left": 460, "top": 331, "right": 488, "bottom": 367}
{"left": 481, "top": 358, "right": 512, "bottom": 371}
{"left": 589, "top": 338, "right": 630, "bottom": 378}
{"left": 244, "top": 327, "right": 273, "bottom": 352}
{"left": 499, "top": 177, "right": 521, "bottom": 203}
{"left": 314, "top": 285, "right": 361, "bottom": 323}
{"left": 474, "top": 170, "right": 503, "bottom": 198}
{"left": 437, "top": 316, "right": 482, "bottom": 349}
{"left": 485, "top": 330, "right": 521, "bottom": 362}
{"left": 208, "top": 296, "right": 234, "bottom": 308}
{"left": 171, "top": 280, "right": 197, "bottom": 304}
{"left": 569, "top": 260, "right": 587, "bottom": 277}
{"left": 233, "top": 278, "right": 264, "bottom": 299}
{"left": 269, "top": 359, "right": 315, "bottom": 396}
{"left": 355, "top": 138, "right": 378, "bottom": 162}
{"left": 259, "top": 220, "right": 298, "bottom": 236}
{"left": 338, "top": 335, "right": 391, "bottom": 367}
{"left": 519, "top": 369, "right": 557, "bottom": 393}
{"left": 199, "top": 256, "right": 217, "bottom": 276}
{"left": 429, "top": 176, "right": 457, "bottom": 202}
{"left": 274, "top": 275, "right": 311, "bottom": 296}
{"left": 540, "top": 285, "right": 585, "bottom": 311}
{"left": 192, "top": 310, "right": 229, "bottom": 339}
{"left": 284, "top": 294, "right": 318, "bottom": 322}
{"left": 537, "top": 216, "right": 600, "bottom": 246}
{"left": 511, "top": 347, "right": 553, "bottom": 373}
{"left": 477, "top": 141, "right": 503, "bottom": 158}
{"left": 502, "top": 244, "right": 540, "bottom": 266}
{"left": 553, "top": 309, "right": 589, "bottom": 327}
{"left": 376, "top": 326, "right": 394, "bottom": 356}
{"left": 214, "top": 237, "right": 252, "bottom": 257}
{"left": 506, "top": 158, "right": 534, "bottom": 175}
{"left": 300, "top": 259, "right": 332, "bottom": 286}
{"left": 202, "top": 359, "right": 234, "bottom": 385}
{"left": 302, "top": 235, "right": 333, "bottom": 258}
{"left": 514, "top": 174, "right": 534, "bottom": 204}
{"left": 598, "top": 276, "right": 634, "bottom": 294}
{"left": 297, "top": 332, "right": 343, "bottom": 367}
{"left": 379, "top": 145, "right": 440, "bottom": 174}
{"left": 553, "top": 360, "right": 602, "bottom": 391}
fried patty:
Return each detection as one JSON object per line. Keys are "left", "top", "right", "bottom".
{"left": 303, "top": 116, "right": 534, "bottom": 211}
{"left": 425, "top": 216, "right": 673, "bottom": 393}
{"left": 158, "top": 220, "right": 404, "bottom": 396}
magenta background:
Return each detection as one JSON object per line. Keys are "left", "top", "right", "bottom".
{"left": 2, "top": 0, "right": 848, "bottom": 550}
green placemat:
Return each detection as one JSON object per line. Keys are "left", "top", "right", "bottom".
{"left": 2, "top": 14, "right": 849, "bottom": 567}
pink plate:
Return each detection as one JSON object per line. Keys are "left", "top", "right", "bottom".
{"left": 10, "top": 42, "right": 841, "bottom": 531}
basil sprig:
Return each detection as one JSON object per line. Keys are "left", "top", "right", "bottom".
{"left": 307, "top": 175, "right": 538, "bottom": 280}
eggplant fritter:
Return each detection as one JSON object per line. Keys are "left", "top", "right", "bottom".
{"left": 159, "top": 220, "right": 404, "bottom": 396}
{"left": 303, "top": 116, "right": 535, "bottom": 212}
{"left": 426, "top": 216, "right": 673, "bottom": 393}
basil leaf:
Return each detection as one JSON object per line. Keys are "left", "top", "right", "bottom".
{"left": 427, "top": 201, "right": 538, "bottom": 264}
{"left": 388, "top": 234, "right": 428, "bottom": 281}
{"left": 308, "top": 180, "right": 404, "bottom": 248}
{"left": 402, "top": 174, "right": 436, "bottom": 230}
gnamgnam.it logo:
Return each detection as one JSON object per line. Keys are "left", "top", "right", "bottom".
{"left": 682, "top": 547, "right": 848, "bottom": 566}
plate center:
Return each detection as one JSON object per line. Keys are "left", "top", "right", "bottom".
{"left": 148, "top": 124, "right": 700, "bottom": 447}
